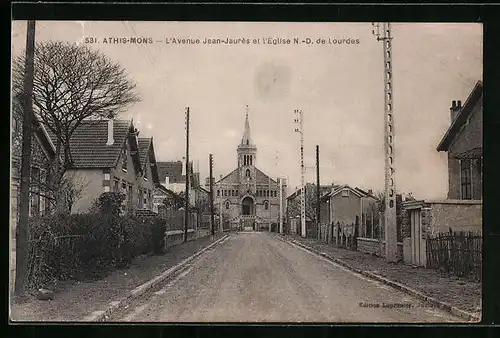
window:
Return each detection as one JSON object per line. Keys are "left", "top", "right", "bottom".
{"left": 236, "top": 190, "right": 239, "bottom": 196}
{"left": 121, "top": 147, "right": 127, "bottom": 171}
{"left": 104, "top": 186, "right": 110, "bottom": 192}
{"left": 460, "top": 159, "right": 472, "bottom": 199}
{"left": 104, "top": 173, "right": 110, "bottom": 181}
{"left": 114, "top": 179, "right": 120, "bottom": 192}
{"left": 342, "top": 189, "right": 350, "bottom": 197}
{"left": 217, "top": 190, "right": 220, "bottom": 197}
{"left": 264, "top": 201, "right": 269, "bottom": 210}
{"left": 249, "top": 156, "right": 252, "bottom": 166}
{"left": 226, "top": 201, "right": 230, "bottom": 209}
{"left": 245, "top": 169, "right": 251, "bottom": 178}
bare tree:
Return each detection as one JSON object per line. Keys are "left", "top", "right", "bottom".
{"left": 12, "top": 41, "right": 140, "bottom": 211}
{"left": 286, "top": 184, "right": 318, "bottom": 222}
{"left": 60, "top": 173, "right": 89, "bottom": 213}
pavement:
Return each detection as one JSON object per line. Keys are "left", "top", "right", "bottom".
{"left": 108, "top": 232, "right": 463, "bottom": 323}
{"left": 284, "top": 234, "right": 482, "bottom": 319}
{"left": 10, "top": 233, "right": 226, "bottom": 322}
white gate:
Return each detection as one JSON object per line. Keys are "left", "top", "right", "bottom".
{"left": 410, "top": 209, "right": 425, "bottom": 266}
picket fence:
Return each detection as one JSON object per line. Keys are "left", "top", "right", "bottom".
{"left": 426, "top": 230, "right": 482, "bottom": 281}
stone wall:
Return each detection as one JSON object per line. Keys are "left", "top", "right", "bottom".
{"left": 357, "top": 237, "right": 403, "bottom": 261}
{"left": 430, "top": 200, "right": 482, "bottom": 235}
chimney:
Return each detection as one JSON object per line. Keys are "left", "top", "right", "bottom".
{"left": 106, "top": 117, "right": 114, "bottom": 146}
{"left": 450, "top": 99, "right": 462, "bottom": 123}
{"left": 368, "top": 189, "right": 373, "bottom": 195}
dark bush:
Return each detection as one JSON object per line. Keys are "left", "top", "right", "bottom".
{"left": 92, "top": 192, "right": 126, "bottom": 215}
{"left": 24, "top": 192, "right": 169, "bottom": 289}
{"left": 151, "top": 218, "right": 167, "bottom": 255}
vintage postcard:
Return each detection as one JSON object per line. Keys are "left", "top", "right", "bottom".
{"left": 10, "top": 21, "right": 482, "bottom": 323}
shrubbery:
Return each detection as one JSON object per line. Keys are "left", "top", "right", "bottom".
{"left": 25, "top": 192, "right": 167, "bottom": 290}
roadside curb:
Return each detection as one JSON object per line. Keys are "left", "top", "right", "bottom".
{"left": 82, "top": 234, "right": 229, "bottom": 322}
{"left": 277, "top": 235, "right": 480, "bottom": 323}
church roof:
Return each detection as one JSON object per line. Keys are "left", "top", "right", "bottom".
{"left": 254, "top": 167, "right": 277, "bottom": 185}
{"left": 215, "top": 167, "right": 277, "bottom": 185}
{"left": 216, "top": 168, "right": 240, "bottom": 184}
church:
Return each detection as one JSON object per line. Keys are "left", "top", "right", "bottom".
{"left": 205, "top": 107, "right": 287, "bottom": 231}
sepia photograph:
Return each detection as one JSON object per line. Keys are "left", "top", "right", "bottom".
{"left": 10, "top": 20, "right": 482, "bottom": 323}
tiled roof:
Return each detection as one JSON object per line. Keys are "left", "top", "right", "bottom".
{"left": 138, "top": 138, "right": 151, "bottom": 165}
{"left": 46, "top": 119, "right": 132, "bottom": 168}
{"left": 157, "top": 161, "right": 183, "bottom": 184}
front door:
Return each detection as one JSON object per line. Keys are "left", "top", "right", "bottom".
{"left": 410, "top": 209, "right": 423, "bottom": 266}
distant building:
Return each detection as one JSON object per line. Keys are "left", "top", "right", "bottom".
{"left": 156, "top": 160, "right": 200, "bottom": 207}
{"left": 207, "top": 108, "right": 287, "bottom": 231}
{"left": 286, "top": 183, "right": 332, "bottom": 236}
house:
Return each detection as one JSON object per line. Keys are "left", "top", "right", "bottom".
{"left": 157, "top": 160, "right": 200, "bottom": 207}
{"left": 46, "top": 118, "right": 160, "bottom": 214}
{"left": 153, "top": 183, "right": 180, "bottom": 217}
{"left": 401, "top": 81, "right": 483, "bottom": 267}
{"left": 318, "top": 185, "right": 382, "bottom": 248}
{"left": 11, "top": 103, "right": 57, "bottom": 291}
{"left": 286, "top": 183, "right": 332, "bottom": 236}
{"left": 11, "top": 104, "right": 56, "bottom": 222}
{"left": 437, "top": 80, "right": 482, "bottom": 200}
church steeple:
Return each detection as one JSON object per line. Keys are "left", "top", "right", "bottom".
{"left": 241, "top": 105, "right": 253, "bottom": 146}
{"left": 237, "top": 105, "right": 257, "bottom": 170}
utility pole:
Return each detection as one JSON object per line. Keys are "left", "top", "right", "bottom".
{"left": 184, "top": 107, "right": 190, "bottom": 243}
{"left": 293, "top": 109, "right": 306, "bottom": 238}
{"left": 373, "top": 22, "right": 398, "bottom": 263}
{"left": 15, "top": 20, "right": 36, "bottom": 296}
{"left": 279, "top": 177, "right": 283, "bottom": 234}
{"left": 209, "top": 154, "right": 215, "bottom": 236}
{"left": 268, "top": 176, "right": 271, "bottom": 232}
{"left": 316, "top": 145, "right": 321, "bottom": 241}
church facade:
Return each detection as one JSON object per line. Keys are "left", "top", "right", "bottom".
{"left": 206, "top": 108, "right": 287, "bottom": 230}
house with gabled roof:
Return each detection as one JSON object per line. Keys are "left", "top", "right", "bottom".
{"left": 318, "top": 184, "right": 380, "bottom": 244}
{"left": 47, "top": 118, "right": 160, "bottom": 214}
{"left": 437, "top": 80, "right": 482, "bottom": 201}
{"left": 401, "top": 81, "right": 483, "bottom": 267}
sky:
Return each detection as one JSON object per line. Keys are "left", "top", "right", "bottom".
{"left": 11, "top": 21, "right": 482, "bottom": 199}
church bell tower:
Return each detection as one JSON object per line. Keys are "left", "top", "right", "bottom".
{"left": 237, "top": 105, "right": 257, "bottom": 189}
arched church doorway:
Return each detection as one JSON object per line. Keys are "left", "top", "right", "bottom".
{"left": 241, "top": 196, "right": 254, "bottom": 215}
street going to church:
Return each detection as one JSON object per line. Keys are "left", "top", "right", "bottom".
{"left": 109, "top": 232, "right": 461, "bottom": 322}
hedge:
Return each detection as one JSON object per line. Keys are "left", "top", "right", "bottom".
{"left": 25, "top": 192, "right": 167, "bottom": 290}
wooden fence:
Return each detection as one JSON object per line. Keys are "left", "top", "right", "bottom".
{"left": 426, "top": 230, "right": 482, "bottom": 281}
